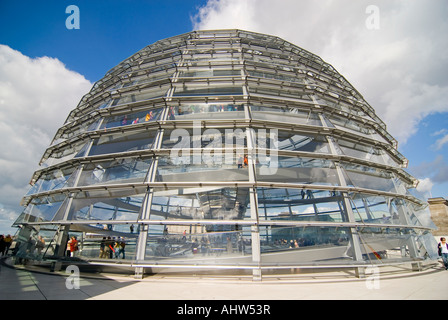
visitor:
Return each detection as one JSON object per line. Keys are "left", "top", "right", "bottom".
{"left": 115, "top": 237, "right": 126, "bottom": 259}
{"left": 4, "top": 234, "right": 12, "bottom": 256}
{"left": 237, "top": 155, "right": 243, "bottom": 168}
{"left": 68, "top": 236, "right": 78, "bottom": 257}
{"left": 36, "top": 236, "right": 45, "bottom": 255}
{"left": 438, "top": 237, "right": 448, "bottom": 270}
{"left": 99, "top": 237, "right": 107, "bottom": 259}
{"left": 66, "top": 238, "right": 71, "bottom": 256}
{"left": 107, "top": 237, "right": 115, "bottom": 259}
{"left": 226, "top": 237, "right": 233, "bottom": 254}
{"left": 0, "top": 235, "right": 5, "bottom": 256}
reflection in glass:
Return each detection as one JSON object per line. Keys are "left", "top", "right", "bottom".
{"left": 100, "top": 108, "right": 163, "bottom": 129}
{"left": 256, "top": 188, "right": 346, "bottom": 222}
{"left": 167, "top": 103, "right": 244, "bottom": 121}
{"left": 156, "top": 154, "right": 249, "bottom": 182}
{"left": 256, "top": 156, "right": 339, "bottom": 186}
{"left": 149, "top": 187, "right": 250, "bottom": 221}
{"left": 89, "top": 130, "right": 158, "bottom": 156}
{"left": 69, "top": 195, "right": 144, "bottom": 228}
{"left": 78, "top": 158, "right": 152, "bottom": 186}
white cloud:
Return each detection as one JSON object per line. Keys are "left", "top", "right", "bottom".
{"left": 192, "top": 0, "right": 448, "bottom": 144}
{"left": 433, "top": 133, "right": 448, "bottom": 150}
{"left": 416, "top": 177, "right": 434, "bottom": 196}
{"left": 0, "top": 45, "right": 92, "bottom": 229}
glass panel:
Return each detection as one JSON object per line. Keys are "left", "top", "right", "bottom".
{"left": 179, "top": 69, "right": 242, "bottom": 78}
{"left": 142, "top": 226, "right": 252, "bottom": 264}
{"left": 167, "top": 103, "right": 244, "bottom": 120}
{"left": 256, "top": 156, "right": 339, "bottom": 186}
{"left": 74, "top": 232, "right": 137, "bottom": 261}
{"left": 149, "top": 187, "right": 251, "bottom": 221}
{"left": 251, "top": 105, "right": 321, "bottom": 126}
{"left": 42, "top": 140, "right": 89, "bottom": 167}
{"left": 27, "top": 166, "right": 77, "bottom": 195}
{"left": 89, "top": 130, "right": 158, "bottom": 156}
{"left": 69, "top": 195, "right": 144, "bottom": 225}
{"left": 156, "top": 153, "right": 249, "bottom": 182}
{"left": 161, "top": 128, "right": 247, "bottom": 150}
{"left": 13, "top": 226, "right": 58, "bottom": 261}
{"left": 247, "top": 70, "right": 305, "bottom": 84}
{"left": 78, "top": 158, "right": 152, "bottom": 186}
{"left": 341, "top": 162, "right": 397, "bottom": 193}
{"left": 328, "top": 115, "right": 388, "bottom": 143}
{"left": 111, "top": 86, "right": 169, "bottom": 106}
{"left": 357, "top": 228, "right": 415, "bottom": 263}
{"left": 173, "top": 85, "right": 243, "bottom": 97}
{"left": 256, "top": 188, "right": 347, "bottom": 222}
{"left": 22, "top": 197, "right": 65, "bottom": 223}
{"left": 349, "top": 194, "right": 401, "bottom": 225}
{"left": 333, "top": 138, "right": 401, "bottom": 167}
{"left": 261, "top": 130, "right": 330, "bottom": 153}
{"left": 100, "top": 108, "right": 164, "bottom": 129}
{"left": 260, "top": 226, "right": 351, "bottom": 265}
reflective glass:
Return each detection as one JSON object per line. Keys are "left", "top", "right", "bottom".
{"left": 100, "top": 108, "right": 163, "bottom": 129}
{"left": 256, "top": 188, "right": 346, "bottom": 222}
{"left": 69, "top": 195, "right": 144, "bottom": 223}
{"left": 269, "top": 130, "right": 330, "bottom": 153}
{"left": 349, "top": 194, "right": 401, "bottom": 225}
{"left": 149, "top": 187, "right": 251, "bottom": 221}
{"left": 259, "top": 226, "right": 351, "bottom": 264}
{"left": 13, "top": 226, "right": 58, "bottom": 261}
{"left": 251, "top": 105, "right": 321, "bottom": 126}
{"left": 42, "top": 140, "right": 89, "bottom": 166}
{"left": 111, "top": 86, "right": 169, "bottom": 106}
{"left": 78, "top": 158, "right": 152, "bottom": 186}
{"left": 173, "top": 85, "right": 243, "bottom": 96}
{"left": 161, "top": 128, "right": 247, "bottom": 150}
{"left": 89, "top": 130, "right": 158, "bottom": 156}
{"left": 142, "top": 226, "right": 252, "bottom": 264}
{"left": 167, "top": 103, "right": 245, "bottom": 121}
{"left": 22, "top": 197, "right": 65, "bottom": 222}
{"left": 357, "top": 229, "right": 414, "bottom": 263}
{"left": 156, "top": 153, "right": 249, "bottom": 182}
{"left": 75, "top": 232, "right": 137, "bottom": 261}
{"left": 255, "top": 156, "right": 339, "bottom": 186}
{"left": 27, "top": 166, "right": 77, "bottom": 195}
{"left": 341, "top": 162, "right": 397, "bottom": 193}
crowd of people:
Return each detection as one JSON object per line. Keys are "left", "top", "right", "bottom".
{"left": 99, "top": 236, "right": 126, "bottom": 259}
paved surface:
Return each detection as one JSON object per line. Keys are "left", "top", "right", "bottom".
{"left": 1, "top": 257, "right": 448, "bottom": 300}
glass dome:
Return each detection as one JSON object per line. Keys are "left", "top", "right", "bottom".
{"left": 13, "top": 30, "right": 437, "bottom": 279}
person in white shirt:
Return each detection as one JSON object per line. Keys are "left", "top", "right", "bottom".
{"left": 438, "top": 237, "right": 448, "bottom": 270}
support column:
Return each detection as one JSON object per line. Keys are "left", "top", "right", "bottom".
{"left": 134, "top": 189, "right": 153, "bottom": 279}
{"left": 249, "top": 187, "right": 262, "bottom": 281}
{"left": 324, "top": 131, "right": 365, "bottom": 277}
{"left": 134, "top": 142, "right": 160, "bottom": 278}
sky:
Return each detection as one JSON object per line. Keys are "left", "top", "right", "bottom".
{"left": 0, "top": 0, "right": 447, "bottom": 235}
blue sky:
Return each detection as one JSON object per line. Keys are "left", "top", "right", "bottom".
{"left": 0, "top": 0, "right": 447, "bottom": 234}
{"left": 0, "top": 0, "right": 208, "bottom": 82}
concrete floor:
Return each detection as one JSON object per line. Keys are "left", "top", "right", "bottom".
{"left": 1, "top": 257, "right": 448, "bottom": 301}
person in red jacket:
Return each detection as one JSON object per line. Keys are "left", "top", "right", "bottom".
{"left": 68, "top": 236, "right": 79, "bottom": 257}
